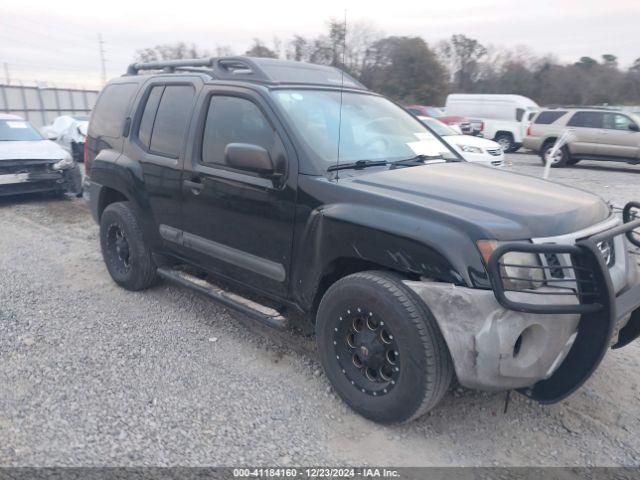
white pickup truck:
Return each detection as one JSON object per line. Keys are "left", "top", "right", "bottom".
{"left": 445, "top": 94, "right": 539, "bottom": 152}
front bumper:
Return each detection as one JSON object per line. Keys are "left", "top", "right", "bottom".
{"left": 405, "top": 281, "right": 583, "bottom": 391}
{"left": 407, "top": 202, "right": 640, "bottom": 401}
{"left": 0, "top": 160, "right": 82, "bottom": 197}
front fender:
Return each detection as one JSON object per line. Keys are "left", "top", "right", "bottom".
{"left": 291, "top": 203, "right": 485, "bottom": 310}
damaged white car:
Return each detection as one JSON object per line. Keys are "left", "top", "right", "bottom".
{"left": 0, "top": 114, "right": 82, "bottom": 197}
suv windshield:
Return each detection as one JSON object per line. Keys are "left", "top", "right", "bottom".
{"left": 272, "top": 90, "right": 458, "bottom": 168}
{"left": 0, "top": 119, "right": 43, "bottom": 141}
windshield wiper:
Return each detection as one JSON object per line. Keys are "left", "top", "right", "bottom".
{"left": 327, "top": 160, "right": 389, "bottom": 172}
{"left": 393, "top": 155, "right": 459, "bottom": 166}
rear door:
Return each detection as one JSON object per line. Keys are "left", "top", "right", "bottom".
{"left": 566, "top": 111, "right": 604, "bottom": 155}
{"left": 597, "top": 112, "right": 640, "bottom": 159}
{"left": 178, "top": 86, "right": 298, "bottom": 298}
{"left": 123, "top": 78, "right": 201, "bottom": 248}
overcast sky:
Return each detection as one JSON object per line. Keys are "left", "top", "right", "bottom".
{"left": 1, "top": 0, "right": 639, "bottom": 89}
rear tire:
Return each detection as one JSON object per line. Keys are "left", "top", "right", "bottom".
{"left": 100, "top": 202, "right": 157, "bottom": 291}
{"left": 316, "top": 271, "right": 453, "bottom": 424}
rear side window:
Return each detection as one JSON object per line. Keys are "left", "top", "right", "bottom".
{"left": 534, "top": 111, "right": 567, "bottom": 124}
{"left": 201, "top": 96, "right": 277, "bottom": 166}
{"left": 90, "top": 83, "right": 138, "bottom": 137}
{"left": 148, "top": 85, "right": 195, "bottom": 158}
{"left": 567, "top": 111, "right": 603, "bottom": 128}
{"left": 515, "top": 108, "right": 525, "bottom": 121}
{"left": 138, "top": 86, "right": 163, "bottom": 148}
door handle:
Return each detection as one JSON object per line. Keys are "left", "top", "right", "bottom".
{"left": 184, "top": 178, "right": 204, "bottom": 195}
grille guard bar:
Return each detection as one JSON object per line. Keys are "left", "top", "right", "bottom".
{"left": 487, "top": 205, "right": 640, "bottom": 316}
{"left": 485, "top": 201, "right": 640, "bottom": 403}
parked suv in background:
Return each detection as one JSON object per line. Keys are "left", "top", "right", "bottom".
{"left": 85, "top": 57, "right": 640, "bottom": 424}
{"left": 524, "top": 108, "right": 640, "bottom": 167}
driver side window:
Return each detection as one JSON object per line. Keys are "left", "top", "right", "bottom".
{"left": 201, "top": 96, "right": 279, "bottom": 167}
{"left": 603, "top": 113, "right": 635, "bottom": 131}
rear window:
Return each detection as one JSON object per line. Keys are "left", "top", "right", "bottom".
{"left": 567, "top": 111, "right": 603, "bottom": 128}
{"left": 534, "top": 111, "right": 568, "bottom": 125}
{"left": 90, "top": 83, "right": 138, "bottom": 137}
{"left": 147, "top": 85, "right": 195, "bottom": 158}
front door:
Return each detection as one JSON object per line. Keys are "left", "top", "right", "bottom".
{"left": 597, "top": 112, "right": 640, "bottom": 159}
{"left": 178, "top": 87, "right": 298, "bottom": 298}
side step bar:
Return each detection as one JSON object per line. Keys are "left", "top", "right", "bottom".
{"left": 157, "top": 267, "right": 288, "bottom": 330}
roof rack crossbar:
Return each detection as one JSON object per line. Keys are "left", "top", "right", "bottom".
{"left": 125, "top": 56, "right": 273, "bottom": 82}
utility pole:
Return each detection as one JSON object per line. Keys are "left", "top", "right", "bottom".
{"left": 98, "top": 33, "right": 107, "bottom": 85}
{"left": 3, "top": 62, "right": 10, "bottom": 84}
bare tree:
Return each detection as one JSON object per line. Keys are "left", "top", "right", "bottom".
{"left": 438, "top": 34, "right": 487, "bottom": 91}
{"left": 245, "top": 39, "right": 278, "bottom": 58}
{"left": 134, "top": 42, "right": 210, "bottom": 62}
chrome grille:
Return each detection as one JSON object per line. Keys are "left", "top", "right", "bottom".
{"left": 487, "top": 149, "right": 503, "bottom": 157}
{"left": 596, "top": 239, "right": 615, "bottom": 267}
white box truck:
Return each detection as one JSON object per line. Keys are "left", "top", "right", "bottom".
{"left": 445, "top": 94, "right": 539, "bottom": 152}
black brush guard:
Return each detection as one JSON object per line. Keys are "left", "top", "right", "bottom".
{"left": 486, "top": 201, "right": 640, "bottom": 403}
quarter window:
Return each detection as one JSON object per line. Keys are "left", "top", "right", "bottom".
{"left": 148, "top": 85, "right": 195, "bottom": 158}
{"left": 201, "top": 96, "right": 277, "bottom": 167}
{"left": 567, "top": 111, "right": 603, "bottom": 129}
{"left": 89, "top": 83, "right": 138, "bottom": 137}
{"left": 534, "top": 111, "right": 567, "bottom": 125}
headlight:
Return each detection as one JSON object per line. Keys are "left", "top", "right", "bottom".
{"left": 476, "top": 240, "right": 545, "bottom": 290}
{"left": 500, "top": 251, "right": 545, "bottom": 290}
{"left": 458, "top": 145, "right": 483, "bottom": 153}
{"left": 53, "top": 152, "right": 74, "bottom": 170}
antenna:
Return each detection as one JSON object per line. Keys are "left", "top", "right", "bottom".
{"left": 334, "top": 10, "right": 347, "bottom": 181}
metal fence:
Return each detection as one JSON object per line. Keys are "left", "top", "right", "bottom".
{"left": 0, "top": 84, "right": 100, "bottom": 128}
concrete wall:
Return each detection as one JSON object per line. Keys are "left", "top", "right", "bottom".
{"left": 0, "top": 84, "right": 99, "bottom": 128}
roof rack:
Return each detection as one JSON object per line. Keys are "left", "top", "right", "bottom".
{"left": 125, "top": 56, "right": 367, "bottom": 90}
{"left": 126, "top": 56, "right": 272, "bottom": 82}
{"left": 546, "top": 105, "right": 622, "bottom": 111}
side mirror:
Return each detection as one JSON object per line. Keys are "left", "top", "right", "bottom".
{"left": 225, "top": 143, "right": 275, "bottom": 176}
{"left": 629, "top": 123, "right": 639, "bottom": 132}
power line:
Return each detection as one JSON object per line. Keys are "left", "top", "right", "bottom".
{"left": 98, "top": 34, "right": 107, "bottom": 85}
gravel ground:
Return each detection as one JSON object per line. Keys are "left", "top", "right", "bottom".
{"left": 0, "top": 153, "right": 639, "bottom": 467}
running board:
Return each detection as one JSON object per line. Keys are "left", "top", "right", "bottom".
{"left": 156, "top": 267, "right": 288, "bottom": 330}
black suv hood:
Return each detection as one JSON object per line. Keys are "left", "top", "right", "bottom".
{"left": 339, "top": 162, "right": 609, "bottom": 240}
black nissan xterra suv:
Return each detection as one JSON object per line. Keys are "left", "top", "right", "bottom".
{"left": 85, "top": 57, "right": 640, "bottom": 424}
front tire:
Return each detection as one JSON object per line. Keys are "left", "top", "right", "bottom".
{"left": 541, "top": 141, "right": 571, "bottom": 167}
{"left": 316, "top": 271, "right": 453, "bottom": 424}
{"left": 100, "top": 202, "right": 157, "bottom": 291}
